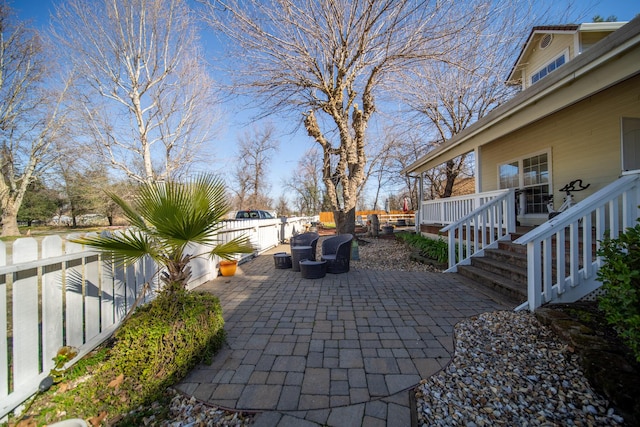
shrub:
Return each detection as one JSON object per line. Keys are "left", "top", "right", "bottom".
{"left": 19, "top": 290, "right": 226, "bottom": 425}
{"left": 397, "top": 232, "right": 449, "bottom": 264}
{"left": 596, "top": 223, "right": 640, "bottom": 363}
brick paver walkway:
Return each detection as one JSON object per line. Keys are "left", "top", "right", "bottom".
{"left": 176, "top": 245, "right": 515, "bottom": 426}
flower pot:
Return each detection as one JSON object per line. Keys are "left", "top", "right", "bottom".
{"left": 219, "top": 260, "right": 238, "bottom": 276}
{"left": 382, "top": 225, "right": 395, "bottom": 235}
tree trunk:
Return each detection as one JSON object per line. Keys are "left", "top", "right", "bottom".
{"left": 442, "top": 160, "right": 457, "bottom": 197}
{"left": 334, "top": 208, "right": 356, "bottom": 235}
{"left": 1, "top": 203, "right": 21, "bottom": 237}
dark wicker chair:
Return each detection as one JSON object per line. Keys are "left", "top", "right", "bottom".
{"left": 321, "top": 234, "right": 353, "bottom": 274}
{"left": 290, "top": 232, "right": 320, "bottom": 261}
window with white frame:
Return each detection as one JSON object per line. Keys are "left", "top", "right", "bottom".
{"left": 531, "top": 51, "right": 567, "bottom": 85}
{"left": 499, "top": 152, "right": 550, "bottom": 214}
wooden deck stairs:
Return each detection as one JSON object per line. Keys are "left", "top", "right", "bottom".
{"left": 454, "top": 226, "right": 598, "bottom": 304}
{"left": 456, "top": 237, "right": 528, "bottom": 302}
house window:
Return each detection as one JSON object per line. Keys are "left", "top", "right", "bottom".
{"left": 499, "top": 161, "right": 519, "bottom": 188}
{"left": 622, "top": 117, "right": 640, "bottom": 173}
{"left": 531, "top": 52, "right": 567, "bottom": 84}
{"left": 499, "top": 152, "right": 550, "bottom": 214}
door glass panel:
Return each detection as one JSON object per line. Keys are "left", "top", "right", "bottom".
{"left": 622, "top": 118, "right": 640, "bottom": 172}
{"left": 499, "top": 162, "right": 519, "bottom": 188}
{"left": 522, "top": 153, "right": 549, "bottom": 213}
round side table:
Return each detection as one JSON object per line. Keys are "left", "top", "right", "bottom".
{"left": 291, "top": 245, "right": 313, "bottom": 272}
{"left": 300, "top": 260, "right": 327, "bottom": 279}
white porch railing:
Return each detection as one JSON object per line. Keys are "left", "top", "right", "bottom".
{"left": 420, "top": 189, "right": 510, "bottom": 225}
{"left": 514, "top": 174, "right": 640, "bottom": 311}
{"left": 439, "top": 189, "right": 516, "bottom": 271}
{"left": 1, "top": 216, "right": 315, "bottom": 418}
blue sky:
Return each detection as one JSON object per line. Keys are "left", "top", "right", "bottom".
{"left": 10, "top": 0, "right": 640, "bottom": 205}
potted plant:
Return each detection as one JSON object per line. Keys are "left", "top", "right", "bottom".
{"left": 219, "top": 259, "right": 238, "bottom": 276}
{"left": 382, "top": 222, "right": 395, "bottom": 235}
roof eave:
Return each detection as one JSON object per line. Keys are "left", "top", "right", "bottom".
{"left": 403, "top": 17, "right": 640, "bottom": 176}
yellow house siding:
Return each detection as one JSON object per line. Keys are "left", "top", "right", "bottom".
{"left": 524, "top": 33, "right": 574, "bottom": 85}
{"left": 581, "top": 31, "right": 614, "bottom": 50}
{"left": 480, "top": 74, "right": 640, "bottom": 204}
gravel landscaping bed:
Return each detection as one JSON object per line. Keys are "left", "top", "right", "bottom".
{"left": 415, "top": 310, "right": 624, "bottom": 426}
{"left": 350, "top": 237, "right": 442, "bottom": 272}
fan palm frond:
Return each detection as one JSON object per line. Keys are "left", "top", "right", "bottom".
{"left": 73, "top": 230, "right": 160, "bottom": 267}
{"left": 106, "top": 192, "right": 149, "bottom": 232}
{"left": 210, "top": 235, "right": 254, "bottom": 261}
{"left": 135, "top": 175, "right": 230, "bottom": 246}
{"left": 71, "top": 174, "right": 254, "bottom": 294}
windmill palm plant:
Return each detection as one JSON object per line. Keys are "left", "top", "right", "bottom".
{"left": 73, "top": 174, "right": 253, "bottom": 297}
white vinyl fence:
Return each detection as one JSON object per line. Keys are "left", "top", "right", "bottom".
{"left": 1, "top": 216, "right": 316, "bottom": 418}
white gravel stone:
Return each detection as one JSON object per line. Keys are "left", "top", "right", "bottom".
{"left": 415, "top": 310, "right": 624, "bottom": 426}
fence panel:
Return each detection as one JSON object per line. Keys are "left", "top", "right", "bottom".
{"left": 1, "top": 217, "right": 318, "bottom": 417}
{"left": 65, "top": 240, "right": 85, "bottom": 348}
{"left": 0, "top": 241, "right": 6, "bottom": 402}
{"left": 100, "top": 260, "right": 115, "bottom": 332}
{"left": 42, "top": 236, "right": 64, "bottom": 374}
{"left": 12, "top": 238, "right": 39, "bottom": 392}
{"left": 125, "top": 263, "right": 137, "bottom": 317}
{"left": 113, "top": 262, "right": 127, "bottom": 324}
{"left": 85, "top": 254, "right": 101, "bottom": 342}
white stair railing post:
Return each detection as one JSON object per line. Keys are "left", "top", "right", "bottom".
{"left": 440, "top": 189, "right": 515, "bottom": 272}
{"left": 516, "top": 173, "right": 640, "bottom": 311}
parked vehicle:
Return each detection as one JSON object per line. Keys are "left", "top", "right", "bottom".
{"left": 235, "top": 210, "right": 275, "bottom": 219}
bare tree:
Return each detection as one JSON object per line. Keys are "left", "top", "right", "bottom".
{"left": 230, "top": 163, "right": 251, "bottom": 211}
{"left": 232, "top": 123, "right": 279, "bottom": 210}
{"left": 201, "top": 0, "right": 491, "bottom": 234}
{"left": 0, "top": 4, "right": 70, "bottom": 236}
{"left": 274, "top": 194, "right": 291, "bottom": 217}
{"left": 284, "top": 147, "right": 323, "bottom": 215}
{"left": 360, "top": 136, "right": 395, "bottom": 210}
{"left": 396, "top": 1, "right": 577, "bottom": 199}
{"left": 52, "top": 0, "right": 220, "bottom": 183}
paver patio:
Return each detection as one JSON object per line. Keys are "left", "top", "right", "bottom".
{"left": 175, "top": 245, "right": 516, "bottom": 426}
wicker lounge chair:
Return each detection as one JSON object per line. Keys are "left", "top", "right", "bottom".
{"left": 321, "top": 234, "right": 353, "bottom": 274}
{"left": 290, "top": 232, "right": 319, "bottom": 261}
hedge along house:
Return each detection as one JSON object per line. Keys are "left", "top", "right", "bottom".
{"left": 402, "top": 17, "right": 640, "bottom": 311}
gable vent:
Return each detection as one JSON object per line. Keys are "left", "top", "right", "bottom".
{"left": 540, "top": 34, "right": 553, "bottom": 49}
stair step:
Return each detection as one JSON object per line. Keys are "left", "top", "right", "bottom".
{"left": 450, "top": 226, "right": 599, "bottom": 305}
{"left": 470, "top": 256, "right": 527, "bottom": 285}
{"left": 498, "top": 240, "right": 527, "bottom": 254}
{"left": 483, "top": 248, "right": 527, "bottom": 267}
{"left": 454, "top": 274, "right": 524, "bottom": 308}
{"left": 456, "top": 264, "right": 528, "bottom": 300}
